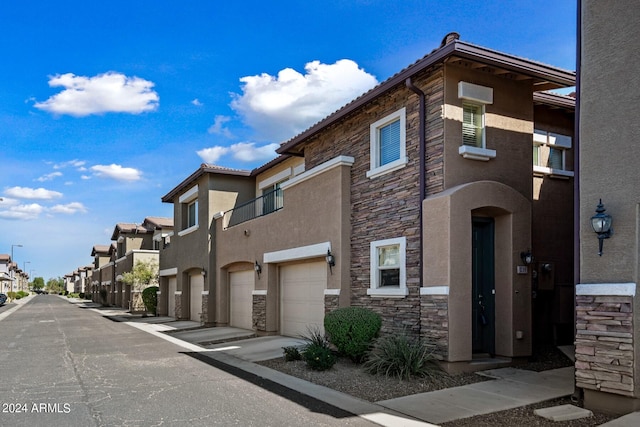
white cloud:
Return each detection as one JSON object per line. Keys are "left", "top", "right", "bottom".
{"left": 37, "top": 171, "right": 63, "bottom": 182}
{"left": 196, "top": 146, "right": 230, "bottom": 164}
{"left": 4, "top": 186, "right": 63, "bottom": 200}
{"left": 207, "top": 115, "right": 233, "bottom": 138}
{"left": 192, "top": 98, "right": 203, "bottom": 106}
{"left": 49, "top": 202, "right": 88, "bottom": 214}
{"left": 196, "top": 142, "right": 279, "bottom": 164}
{"left": 34, "top": 72, "right": 159, "bottom": 116}
{"left": 0, "top": 203, "right": 45, "bottom": 220}
{"left": 90, "top": 164, "right": 142, "bottom": 181}
{"left": 231, "top": 59, "right": 378, "bottom": 142}
{"left": 53, "top": 159, "right": 86, "bottom": 170}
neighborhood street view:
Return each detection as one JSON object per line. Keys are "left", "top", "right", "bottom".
{"left": 2, "top": 1, "right": 640, "bottom": 426}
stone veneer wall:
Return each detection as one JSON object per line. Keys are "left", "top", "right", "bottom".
{"left": 324, "top": 294, "right": 340, "bottom": 314}
{"left": 253, "top": 294, "right": 266, "bottom": 331}
{"left": 575, "top": 289, "right": 634, "bottom": 396}
{"left": 201, "top": 294, "right": 209, "bottom": 324}
{"left": 303, "top": 68, "right": 445, "bottom": 335}
{"left": 420, "top": 294, "right": 449, "bottom": 360}
{"left": 175, "top": 294, "right": 182, "bottom": 320}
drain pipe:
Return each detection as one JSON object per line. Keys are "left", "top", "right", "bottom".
{"left": 405, "top": 77, "right": 426, "bottom": 284}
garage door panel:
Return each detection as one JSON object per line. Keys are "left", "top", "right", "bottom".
{"left": 280, "top": 262, "right": 326, "bottom": 337}
{"left": 190, "top": 274, "right": 204, "bottom": 322}
{"left": 168, "top": 277, "right": 177, "bottom": 318}
{"left": 230, "top": 270, "right": 254, "bottom": 330}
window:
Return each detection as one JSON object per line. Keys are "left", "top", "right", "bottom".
{"left": 458, "top": 82, "right": 495, "bottom": 161}
{"left": 462, "top": 103, "right": 484, "bottom": 148}
{"left": 178, "top": 185, "right": 199, "bottom": 235}
{"left": 367, "top": 108, "right": 407, "bottom": 179}
{"left": 533, "top": 129, "right": 573, "bottom": 177}
{"left": 187, "top": 200, "right": 197, "bottom": 228}
{"left": 367, "top": 237, "right": 408, "bottom": 297}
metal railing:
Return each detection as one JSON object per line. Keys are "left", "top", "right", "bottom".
{"left": 222, "top": 188, "right": 283, "bottom": 229}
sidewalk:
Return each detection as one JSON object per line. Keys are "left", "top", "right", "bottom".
{"left": 66, "top": 297, "right": 633, "bottom": 426}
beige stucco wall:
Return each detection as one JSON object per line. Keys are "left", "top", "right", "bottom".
{"left": 443, "top": 63, "right": 534, "bottom": 200}
{"left": 214, "top": 159, "right": 351, "bottom": 331}
{"left": 423, "top": 180, "right": 532, "bottom": 361}
{"left": 254, "top": 157, "right": 305, "bottom": 196}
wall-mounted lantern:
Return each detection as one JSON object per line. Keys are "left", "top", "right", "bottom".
{"left": 520, "top": 249, "right": 533, "bottom": 265}
{"left": 254, "top": 260, "right": 262, "bottom": 279}
{"left": 326, "top": 250, "right": 335, "bottom": 274}
{"left": 590, "top": 199, "right": 613, "bottom": 256}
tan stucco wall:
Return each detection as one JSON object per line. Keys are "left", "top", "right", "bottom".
{"left": 254, "top": 157, "right": 305, "bottom": 196}
{"left": 443, "top": 63, "right": 534, "bottom": 200}
{"left": 580, "top": 1, "right": 640, "bottom": 285}
{"left": 423, "top": 180, "right": 532, "bottom": 361}
{"left": 214, "top": 160, "right": 351, "bottom": 331}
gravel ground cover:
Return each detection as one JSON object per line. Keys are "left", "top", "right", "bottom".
{"left": 258, "top": 345, "right": 618, "bottom": 426}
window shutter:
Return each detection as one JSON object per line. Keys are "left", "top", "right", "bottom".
{"left": 379, "top": 119, "right": 401, "bottom": 166}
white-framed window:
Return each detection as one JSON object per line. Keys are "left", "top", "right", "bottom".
{"left": 457, "top": 82, "right": 495, "bottom": 161}
{"left": 533, "top": 129, "right": 573, "bottom": 178}
{"left": 178, "top": 185, "right": 199, "bottom": 235}
{"left": 367, "top": 237, "right": 408, "bottom": 297}
{"left": 366, "top": 108, "right": 407, "bottom": 179}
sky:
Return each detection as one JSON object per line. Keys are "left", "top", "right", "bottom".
{"left": 0, "top": 0, "right": 577, "bottom": 282}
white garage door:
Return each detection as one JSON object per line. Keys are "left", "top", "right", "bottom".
{"left": 229, "top": 270, "right": 254, "bottom": 330}
{"left": 167, "top": 276, "right": 177, "bottom": 318}
{"left": 280, "top": 261, "right": 326, "bottom": 337}
{"left": 190, "top": 274, "right": 204, "bottom": 322}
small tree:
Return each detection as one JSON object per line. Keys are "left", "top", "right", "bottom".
{"left": 121, "top": 260, "right": 159, "bottom": 314}
{"left": 46, "top": 277, "right": 65, "bottom": 294}
{"left": 31, "top": 277, "right": 45, "bottom": 292}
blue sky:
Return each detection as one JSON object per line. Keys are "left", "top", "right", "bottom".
{"left": 0, "top": 0, "right": 576, "bottom": 281}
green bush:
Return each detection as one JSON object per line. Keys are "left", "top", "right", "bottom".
{"left": 17, "top": 290, "right": 29, "bottom": 298}
{"left": 362, "top": 331, "right": 440, "bottom": 380}
{"left": 79, "top": 292, "right": 85, "bottom": 299}
{"left": 282, "top": 346, "right": 302, "bottom": 361}
{"left": 303, "top": 343, "right": 336, "bottom": 371}
{"left": 324, "top": 307, "right": 382, "bottom": 362}
{"left": 7, "top": 291, "right": 17, "bottom": 300}
{"left": 142, "top": 286, "right": 159, "bottom": 314}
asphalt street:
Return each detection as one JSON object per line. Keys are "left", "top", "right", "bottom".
{"left": 0, "top": 295, "right": 376, "bottom": 427}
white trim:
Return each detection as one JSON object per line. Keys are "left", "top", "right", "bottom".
{"left": 367, "top": 288, "right": 409, "bottom": 297}
{"left": 576, "top": 283, "right": 636, "bottom": 296}
{"left": 458, "top": 81, "right": 493, "bottom": 104}
{"left": 258, "top": 168, "right": 291, "bottom": 190}
{"left": 175, "top": 291, "right": 182, "bottom": 295}
{"left": 458, "top": 145, "right": 496, "bottom": 161}
{"left": 281, "top": 156, "right": 354, "bottom": 190}
{"left": 252, "top": 290, "right": 268, "bottom": 296}
{"left": 420, "top": 286, "right": 450, "bottom": 295}
{"left": 293, "top": 163, "right": 306, "bottom": 176}
{"left": 264, "top": 242, "right": 331, "bottom": 264}
{"left": 178, "top": 224, "right": 199, "bottom": 236}
{"left": 324, "top": 289, "right": 340, "bottom": 296}
{"left": 159, "top": 267, "right": 177, "bottom": 277}
{"left": 202, "top": 290, "right": 209, "bottom": 296}
{"left": 367, "top": 108, "right": 407, "bottom": 179}
{"left": 179, "top": 185, "right": 199, "bottom": 203}
{"left": 533, "top": 165, "right": 574, "bottom": 178}
{"left": 156, "top": 291, "right": 162, "bottom": 295}
{"left": 115, "top": 274, "right": 124, "bottom": 281}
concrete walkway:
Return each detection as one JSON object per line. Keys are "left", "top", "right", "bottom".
{"left": 62, "top": 297, "right": 630, "bottom": 426}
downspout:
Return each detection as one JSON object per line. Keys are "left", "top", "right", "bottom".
{"left": 405, "top": 77, "right": 426, "bottom": 286}
{"left": 572, "top": 0, "right": 582, "bottom": 401}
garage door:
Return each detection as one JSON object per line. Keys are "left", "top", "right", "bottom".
{"left": 167, "top": 276, "right": 177, "bottom": 318}
{"left": 229, "top": 270, "right": 254, "bottom": 330}
{"left": 280, "top": 261, "right": 326, "bottom": 337}
{"left": 190, "top": 274, "right": 204, "bottom": 322}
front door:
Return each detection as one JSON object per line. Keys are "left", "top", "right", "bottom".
{"left": 472, "top": 217, "right": 495, "bottom": 355}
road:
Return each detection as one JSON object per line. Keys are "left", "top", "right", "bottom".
{"left": 0, "top": 295, "right": 376, "bottom": 427}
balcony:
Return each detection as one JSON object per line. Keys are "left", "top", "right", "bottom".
{"left": 222, "top": 188, "right": 283, "bottom": 229}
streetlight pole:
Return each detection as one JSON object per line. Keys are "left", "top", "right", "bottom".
{"left": 10, "top": 244, "right": 23, "bottom": 292}
{"left": 23, "top": 261, "right": 30, "bottom": 291}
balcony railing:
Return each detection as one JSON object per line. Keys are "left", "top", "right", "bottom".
{"left": 222, "top": 188, "right": 283, "bottom": 229}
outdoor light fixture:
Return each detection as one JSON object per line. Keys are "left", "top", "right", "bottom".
{"left": 254, "top": 260, "right": 262, "bottom": 278}
{"left": 326, "top": 250, "right": 335, "bottom": 274}
{"left": 590, "top": 199, "right": 613, "bottom": 256}
{"left": 520, "top": 249, "right": 533, "bottom": 265}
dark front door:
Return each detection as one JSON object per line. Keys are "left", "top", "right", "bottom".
{"left": 472, "top": 217, "right": 495, "bottom": 355}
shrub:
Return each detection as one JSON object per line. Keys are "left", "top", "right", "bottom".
{"left": 362, "top": 331, "right": 440, "bottom": 380}
{"left": 17, "top": 290, "right": 29, "bottom": 298}
{"left": 142, "top": 286, "right": 159, "bottom": 314}
{"left": 303, "top": 343, "right": 336, "bottom": 371}
{"left": 298, "top": 326, "right": 336, "bottom": 371}
{"left": 79, "top": 292, "right": 85, "bottom": 299}
{"left": 282, "top": 346, "right": 302, "bottom": 362}
{"left": 324, "top": 307, "right": 382, "bottom": 362}
{"left": 7, "top": 291, "right": 17, "bottom": 300}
